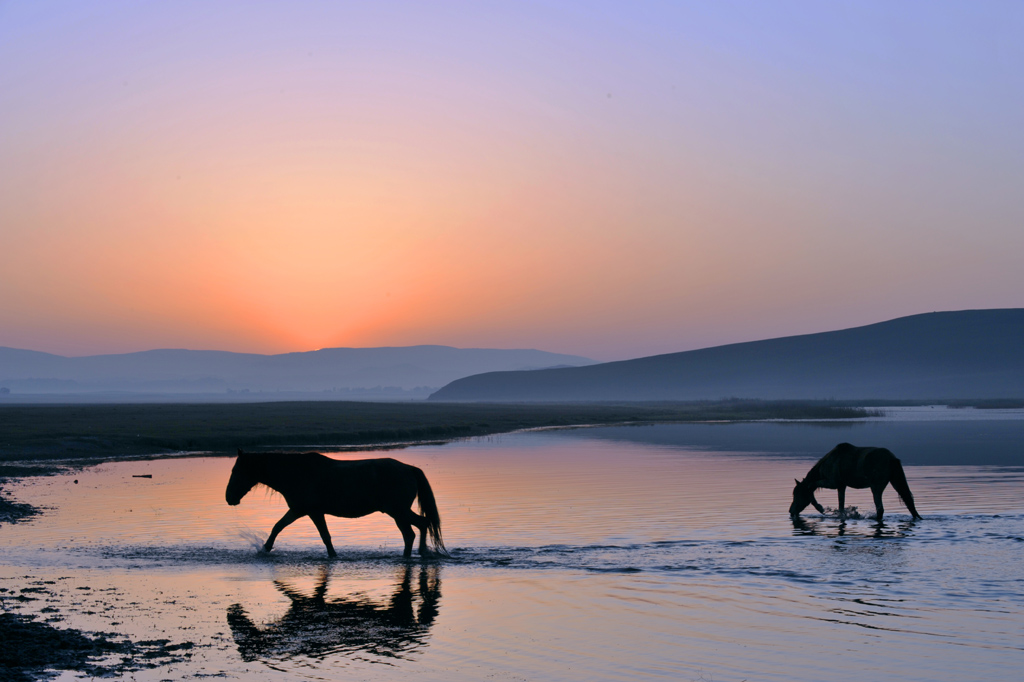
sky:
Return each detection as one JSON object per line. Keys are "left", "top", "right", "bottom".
{"left": 1, "top": 1, "right": 1022, "bottom": 361}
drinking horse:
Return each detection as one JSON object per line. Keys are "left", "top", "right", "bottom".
{"left": 225, "top": 450, "right": 448, "bottom": 558}
{"left": 789, "top": 443, "right": 922, "bottom": 521}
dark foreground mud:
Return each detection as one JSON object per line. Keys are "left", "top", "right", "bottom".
{"left": 0, "top": 465, "right": 73, "bottom": 526}
{"left": 0, "top": 605, "right": 194, "bottom": 682}
{"left": 0, "top": 494, "right": 40, "bottom": 525}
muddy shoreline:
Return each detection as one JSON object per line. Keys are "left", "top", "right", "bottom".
{"left": 0, "top": 607, "right": 195, "bottom": 682}
{"left": 0, "top": 465, "right": 65, "bottom": 525}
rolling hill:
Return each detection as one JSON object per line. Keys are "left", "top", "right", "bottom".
{"left": 428, "top": 309, "right": 1024, "bottom": 402}
{"left": 0, "top": 346, "right": 594, "bottom": 402}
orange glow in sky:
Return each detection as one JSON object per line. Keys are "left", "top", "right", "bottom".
{"left": 2, "top": 2, "right": 1022, "bottom": 360}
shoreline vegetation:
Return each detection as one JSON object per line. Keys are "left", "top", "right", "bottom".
{"left": 1, "top": 399, "right": 885, "bottom": 464}
{"left": 1, "top": 398, "right": 1020, "bottom": 465}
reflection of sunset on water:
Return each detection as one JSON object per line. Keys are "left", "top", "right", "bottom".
{"left": 1, "top": 425, "right": 1023, "bottom": 680}
{"left": 8, "top": 429, "right": 1024, "bottom": 555}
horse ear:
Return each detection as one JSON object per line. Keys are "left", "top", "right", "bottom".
{"left": 794, "top": 478, "right": 800, "bottom": 485}
{"left": 238, "top": 448, "right": 244, "bottom": 456}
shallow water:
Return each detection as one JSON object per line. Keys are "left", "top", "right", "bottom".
{"left": 1, "top": 415, "right": 1022, "bottom": 681}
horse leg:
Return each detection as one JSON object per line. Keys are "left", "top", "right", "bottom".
{"left": 871, "top": 484, "right": 886, "bottom": 522}
{"left": 837, "top": 486, "right": 846, "bottom": 519}
{"left": 412, "top": 512, "right": 429, "bottom": 556}
{"left": 392, "top": 508, "right": 431, "bottom": 557}
{"left": 391, "top": 513, "right": 416, "bottom": 558}
{"left": 264, "top": 508, "right": 304, "bottom": 552}
{"left": 309, "top": 513, "right": 338, "bottom": 558}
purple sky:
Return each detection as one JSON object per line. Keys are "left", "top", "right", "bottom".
{"left": 2, "top": 1, "right": 1022, "bottom": 361}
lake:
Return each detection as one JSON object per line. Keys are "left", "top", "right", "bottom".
{"left": 1, "top": 407, "right": 1022, "bottom": 681}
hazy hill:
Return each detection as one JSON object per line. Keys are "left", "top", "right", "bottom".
{"left": 0, "top": 346, "right": 594, "bottom": 402}
{"left": 428, "top": 309, "right": 1024, "bottom": 402}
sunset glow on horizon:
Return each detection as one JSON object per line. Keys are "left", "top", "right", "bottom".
{"left": 2, "top": 2, "right": 1022, "bottom": 361}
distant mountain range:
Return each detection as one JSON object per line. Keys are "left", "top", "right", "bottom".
{"left": 0, "top": 346, "right": 595, "bottom": 402}
{"left": 429, "top": 309, "right": 1024, "bottom": 402}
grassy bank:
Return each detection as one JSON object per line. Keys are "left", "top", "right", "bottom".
{"left": 0, "top": 399, "right": 876, "bottom": 462}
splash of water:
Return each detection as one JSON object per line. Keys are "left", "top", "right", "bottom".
{"left": 821, "top": 506, "right": 863, "bottom": 519}
{"left": 235, "top": 526, "right": 269, "bottom": 553}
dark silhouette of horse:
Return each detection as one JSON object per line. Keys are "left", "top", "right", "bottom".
{"left": 225, "top": 450, "right": 447, "bottom": 558}
{"left": 227, "top": 564, "right": 440, "bottom": 663}
{"left": 789, "top": 443, "right": 922, "bottom": 522}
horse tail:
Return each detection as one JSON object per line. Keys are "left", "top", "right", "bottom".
{"left": 414, "top": 468, "right": 449, "bottom": 557}
{"left": 889, "top": 457, "right": 922, "bottom": 520}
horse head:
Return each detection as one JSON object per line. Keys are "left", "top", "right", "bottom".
{"left": 226, "top": 449, "right": 259, "bottom": 506}
{"left": 789, "top": 477, "right": 824, "bottom": 518}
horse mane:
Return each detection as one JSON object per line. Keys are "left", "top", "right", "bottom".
{"left": 238, "top": 449, "right": 320, "bottom": 458}
{"left": 238, "top": 450, "right": 331, "bottom": 471}
{"left": 237, "top": 450, "right": 334, "bottom": 500}
{"left": 799, "top": 460, "right": 823, "bottom": 489}
{"left": 253, "top": 481, "right": 281, "bottom": 501}
{"left": 801, "top": 442, "right": 855, "bottom": 489}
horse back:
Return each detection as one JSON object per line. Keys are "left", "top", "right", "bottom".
{"left": 305, "top": 457, "right": 420, "bottom": 518}
{"left": 818, "top": 443, "right": 896, "bottom": 489}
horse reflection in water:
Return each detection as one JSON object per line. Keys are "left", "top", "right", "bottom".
{"left": 791, "top": 515, "right": 918, "bottom": 539}
{"left": 227, "top": 564, "right": 441, "bottom": 663}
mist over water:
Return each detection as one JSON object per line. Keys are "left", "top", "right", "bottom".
{"left": 1, "top": 413, "right": 1022, "bottom": 681}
